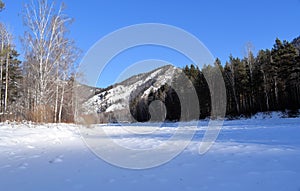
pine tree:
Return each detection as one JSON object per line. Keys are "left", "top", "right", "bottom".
{"left": 0, "top": 0, "right": 4, "bottom": 12}
{"left": 0, "top": 23, "right": 22, "bottom": 118}
{"left": 255, "top": 49, "right": 272, "bottom": 111}
{"left": 271, "top": 38, "right": 299, "bottom": 109}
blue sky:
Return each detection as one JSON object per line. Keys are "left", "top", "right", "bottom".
{"left": 1, "top": 0, "right": 300, "bottom": 87}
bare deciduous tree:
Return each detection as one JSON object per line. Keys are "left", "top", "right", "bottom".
{"left": 22, "top": 0, "right": 79, "bottom": 122}
{"left": 0, "top": 23, "right": 12, "bottom": 113}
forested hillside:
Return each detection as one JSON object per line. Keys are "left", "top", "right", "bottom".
{"left": 157, "top": 38, "right": 300, "bottom": 120}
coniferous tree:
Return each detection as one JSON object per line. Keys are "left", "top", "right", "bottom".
{"left": 0, "top": 23, "right": 22, "bottom": 119}
{"left": 271, "top": 38, "right": 299, "bottom": 109}
{"left": 0, "top": 0, "right": 4, "bottom": 12}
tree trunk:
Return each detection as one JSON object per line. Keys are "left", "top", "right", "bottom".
{"left": 58, "top": 82, "right": 65, "bottom": 123}
{"left": 4, "top": 48, "right": 9, "bottom": 112}
{"left": 262, "top": 70, "right": 269, "bottom": 110}
{"left": 54, "top": 80, "right": 59, "bottom": 123}
{"left": 274, "top": 76, "right": 279, "bottom": 106}
{"left": 0, "top": 36, "right": 4, "bottom": 113}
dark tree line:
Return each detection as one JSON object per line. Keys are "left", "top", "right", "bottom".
{"left": 131, "top": 37, "right": 300, "bottom": 121}
{"left": 130, "top": 84, "right": 181, "bottom": 122}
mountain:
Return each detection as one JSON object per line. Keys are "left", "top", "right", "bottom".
{"left": 79, "top": 65, "right": 182, "bottom": 123}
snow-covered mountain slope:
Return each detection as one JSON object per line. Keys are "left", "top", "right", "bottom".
{"left": 80, "top": 65, "right": 180, "bottom": 121}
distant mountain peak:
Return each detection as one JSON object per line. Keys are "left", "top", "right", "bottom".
{"left": 79, "top": 65, "right": 180, "bottom": 123}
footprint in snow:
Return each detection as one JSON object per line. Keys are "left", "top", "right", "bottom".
{"left": 18, "top": 162, "right": 29, "bottom": 170}
{"left": 49, "top": 155, "right": 64, "bottom": 164}
{"left": 8, "top": 151, "right": 15, "bottom": 156}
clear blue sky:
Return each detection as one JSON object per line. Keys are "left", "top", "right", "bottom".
{"left": 1, "top": 0, "right": 300, "bottom": 87}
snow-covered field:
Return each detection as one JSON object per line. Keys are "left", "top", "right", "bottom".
{"left": 1, "top": 116, "right": 300, "bottom": 191}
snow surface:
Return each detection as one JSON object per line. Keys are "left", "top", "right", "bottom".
{"left": 1, "top": 117, "right": 300, "bottom": 191}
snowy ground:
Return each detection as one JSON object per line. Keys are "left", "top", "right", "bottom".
{"left": 1, "top": 116, "right": 300, "bottom": 191}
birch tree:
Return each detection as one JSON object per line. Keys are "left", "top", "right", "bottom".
{"left": 244, "top": 42, "right": 255, "bottom": 111}
{"left": 0, "top": 23, "right": 6, "bottom": 113}
{"left": 0, "top": 23, "right": 12, "bottom": 113}
{"left": 22, "top": 0, "right": 78, "bottom": 122}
